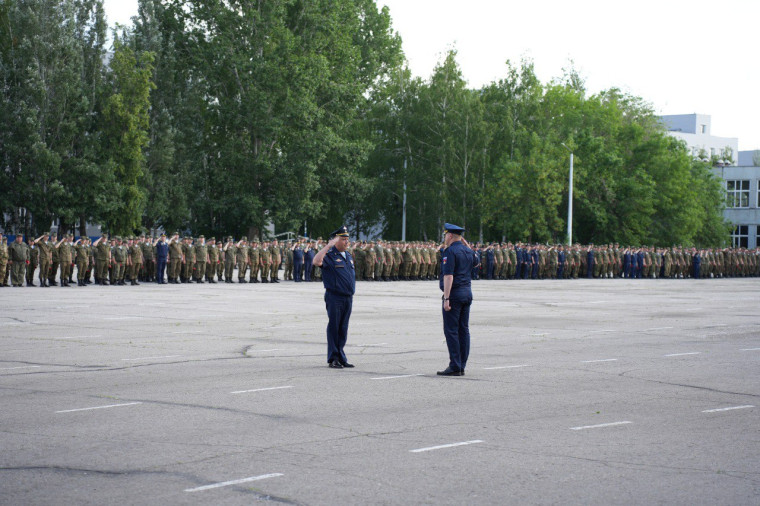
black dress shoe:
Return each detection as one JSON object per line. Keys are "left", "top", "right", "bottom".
{"left": 328, "top": 360, "right": 343, "bottom": 369}
{"left": 340, "top": 361, "right": 355, "bottom": 368}
{"left": 437, "top": 367, "right": 463, "bottom": 376}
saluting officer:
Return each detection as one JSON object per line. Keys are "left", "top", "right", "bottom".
{"left": 438, "top": 223, "right": 478, "bottom": 376}
{"left": 313, "top": 226, "right": 356, "bottom": 369}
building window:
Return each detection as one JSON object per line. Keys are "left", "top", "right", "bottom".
{"left": 726, "top": 180, "right": 750, "bottom": 208}
{"left": 700, "top": 124, "right": 707, "bottom": 134}
{"left": 731, "top": 225, "right": 748, "bottom": 248}
{"left": 758, "top": 180, "right": 760, "bottom": 207}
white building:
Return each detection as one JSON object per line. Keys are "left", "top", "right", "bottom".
{"left": 660, "top": 113, "right": 758, "bottom": 248}
{"left": 660, "top": 113, "right": 738, "bottom": 164}
{"left": 711, "top": 165, "right": 760, "bottom": 248}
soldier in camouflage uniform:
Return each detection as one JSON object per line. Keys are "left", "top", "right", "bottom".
{"left": 8, "top": 234, "right": 28, "bottom": 287}
{"left": 55, "top": 234, "right": 73, "bottom": 287}
{"left": 193, "top": 236, "right": 207, "bottom": 283}
{"left": 236, "top": 237, "right": 249, "bottom": 283}
{"left": 167, "top": 233, "right": 182, "bottom": 283}
{"left": 257, "top": 241, "right": 269, "bottom": 283}
{"left": 382, "top": 242, "right": 393, "bottom": 281}
{"left": 0, "top": 236, "right": 7, "bottom": 287}
{"left": 283, "top": 241, "right": 293, "bottom": 281}
{"left": 222, "top": 237, "right": 236, "bottom": 282}
{"left": 249, "top": 240, "right": 261, "bottom": 283}
{"left": 206, "top": 238, "right": 218, "bottom": 283}
{"left": 141, "top": 234, "right": 155, "bottom": 282}
{"left": 48, "top": 235, "right": 60, "bottom": 286}
{"left": 128, "top": 237, "right": 144, "bottom": 285}
{"left": 74, "top": 237, "right": 89, "bottom": 286}
{"left": 269, "top": 239, "right": 281, "bottom": 283}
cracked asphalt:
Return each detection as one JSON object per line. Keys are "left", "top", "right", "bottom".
{"left": 1, "top": 278, "right": 759, "bottom": 505}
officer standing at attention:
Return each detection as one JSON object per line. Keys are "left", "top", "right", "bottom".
{"left": 438, "top": 223, "right": 477, "bottom": 376}
{"left": 155, "top": 233, "right": 169, "bottom": 283}
{"left": 312, "top": 226, "right": 356, "bottom": 369}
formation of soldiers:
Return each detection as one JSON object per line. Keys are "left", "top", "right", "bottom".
{"left": 1, "top": 233, "right": 758, "bottom": 287}
{"left": 474, "top": 243, "right": 760, "bottom": 280}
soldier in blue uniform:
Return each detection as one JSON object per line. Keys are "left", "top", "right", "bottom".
{"left": 304, "top": 243, "right": 315, "bottom": 282}
{"left": 313, "top": 226, "right": 356, "bottom": 369}
{"left": 292, "top": 240, "right": 304, "bottom": 282}
{"left": 155, "top": 234, "right": 169, "bottom": 284}
{"left": 437, "top": 223, "right": 478, "bottom": 376}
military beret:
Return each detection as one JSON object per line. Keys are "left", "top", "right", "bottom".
{"left": 241, "top": 236, "right": 248, "bottom": 241}
{"left": 330, "top": 226, "right": 349, "bottom": 238}
{"left": 209, "top": 237, "right": 215, "bottom": 241}
{"left": 199, "top": 235, "right": 205, "bottom": 239}
{"left": 139, "top": 234, "right": 145, "bottom": 238}
{"left": 227, "top": 236, "right": 233, "bottom": 241}
{"left": 443, "top": 223, "right": 465, "bottom": 235}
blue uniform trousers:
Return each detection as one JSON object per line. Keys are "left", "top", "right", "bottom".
{"left": 156, "top": 258, "right": 167, "bottom": 283}
{"left": 325, "top": 292, "right": 352, "bottom": 363}
{"left": 293, "top": 261, "right": 303, "bottom": 282}
{"left": 304, "top": 260, "right": 312, "bottom": 281}
{"left": 442, "top": 299, "right": 471, "bottom": 372}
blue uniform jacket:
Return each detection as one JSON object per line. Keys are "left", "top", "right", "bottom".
{"left": 321, "top": 247, "right": 355, "bottom": 296}
{"left": 156, "top": 241, "right": 169, "bottom": 260}
{"left": 439, "top": 241, "right": 476, "bottom": 302}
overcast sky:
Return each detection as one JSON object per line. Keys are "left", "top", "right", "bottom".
{"left": 104, "top": 0, "right": 759, "bottom": 151}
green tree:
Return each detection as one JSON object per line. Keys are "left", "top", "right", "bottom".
{"left": 99, "top": 37, "right": 155, "bottom": 235}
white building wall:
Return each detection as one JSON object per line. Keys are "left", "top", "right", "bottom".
{"left": 712, "top": 165, "right": 760, "bottom": 248}
{"left": 661, "top": 114, "right": 738, "bottom": 164}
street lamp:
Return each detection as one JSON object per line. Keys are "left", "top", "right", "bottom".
{"left": 561, "top": 143, "right": 573, "bottom": 245}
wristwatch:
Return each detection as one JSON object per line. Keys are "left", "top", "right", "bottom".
{"left": 442, "top": 295, "right": 449, "bottom": 301}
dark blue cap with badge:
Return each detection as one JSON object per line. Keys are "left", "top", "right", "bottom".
{"left": 444, "top": 222, "right": 465, "bottom": 235}
{"left": 330, "top": 225, "right": 350, "bottom": 238}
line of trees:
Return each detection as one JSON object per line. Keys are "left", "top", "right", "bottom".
{"left": 1, "top": 0, "right": 730, "bottom": 246}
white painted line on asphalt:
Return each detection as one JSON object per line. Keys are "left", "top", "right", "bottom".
{"left": 581, "top": 359, "right": 618, "bottom": 363}
{"left": 0, "top": 365, "right": 41, "bottom": 371}
{"left": 483, "top": 364, "right": 530, "bottom": 370}
{"left": 354, "top": 343, "right": 388, "bottom": 347}
{"left": 704, "top": 324, "right": 728, "bottom": 328}
{"left": 587, "top": 301, "right": 606, "bottom": 304}
{"left": 645, "top": 327, "right": 673, "bottom": 331}
{"left": 410, "top": 440, "right": 484, "bottom": 453}
{"left": 371, "top": 374, "right": 424, "bottom": 380}
{"left": 231, "top": 386, "right": 293, "bottom": 394}
{"left": 185, "top": 473, "right": 284, "bottom": 492}
{"left": 664, "top": 352, "right": 701, "bottom": 357}
{"left": 589, "top": 329, "right": 615, "bottom": 333}
{"left": 246, "top": 349, "right": 285, "bottom": 353}
{"left": 56, "top": 402, "right": 142, "bottom": 414}
{"left": 530, "top": 333, "right": 549, "bottom": 337}
{"left": 121, "top": 355, "right": 182, "bottom": 361}
{"left": 171, "top": 331, "right": 202, "bottom": 334}
{"left": 741, "top": 348, "right": 760, "bottom": 351}
{"left": 702, "top": 405, "right": 754, "bottom": 413}
{"left": 103, "top": 316, "right": 142, "bottom": 320}
{"left": 570, "top": 421, "right": 632, "bottom": 431}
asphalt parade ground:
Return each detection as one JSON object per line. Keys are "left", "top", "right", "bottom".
{"left": 1, "top": 278, "right": 759, "bottom": 505}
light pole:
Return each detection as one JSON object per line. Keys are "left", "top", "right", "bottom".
{"left": 402, "top": 157, "right": 407, "bottom": 242}
{"left": 561, "top": 143, "right": 573, "bottom": 245}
